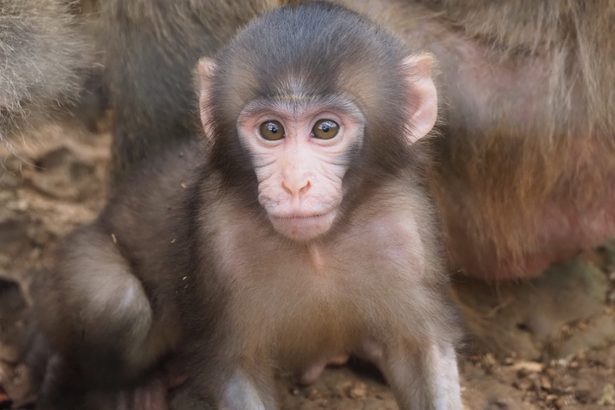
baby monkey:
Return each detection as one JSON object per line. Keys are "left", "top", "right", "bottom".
{"left": 36, "top": 2, "right": 462, "bottom": 409}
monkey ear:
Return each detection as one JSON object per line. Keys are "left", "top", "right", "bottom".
{"left": 401, "top": 54, "right": 438, "bottom": 143}
{"left": 196, "top": 57, "right": 217, "bottom": 143}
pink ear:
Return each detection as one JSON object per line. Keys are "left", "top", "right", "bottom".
{"left": 401, "top": 54, "right": 438, "bottom": 143}
{"left": 197, "top": 58, "right": 217, "bottom": 143}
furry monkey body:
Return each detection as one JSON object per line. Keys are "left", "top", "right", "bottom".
{"left": 196, "top": 169, "right": 461, "bottom": 409}
{"left": 38, "top": 3, "right": 462, "bottom": 409}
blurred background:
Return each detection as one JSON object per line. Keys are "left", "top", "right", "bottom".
{"left": 1, "top": 0, "right": 614, "bottom": 408}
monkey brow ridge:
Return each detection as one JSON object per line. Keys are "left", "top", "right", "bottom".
{"left": 242, "top": 94, "right": 363, "bottom": 119}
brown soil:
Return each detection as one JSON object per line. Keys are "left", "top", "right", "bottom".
{"left": 1, "top": 125, "right": 614, "bottom": 409}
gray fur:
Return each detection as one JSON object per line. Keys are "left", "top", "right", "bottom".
{"left": 0, "top": 0, "right": 94, "bottom": 139}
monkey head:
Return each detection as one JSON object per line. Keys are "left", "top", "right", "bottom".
{"left": 197, "top": 2, "right": 437, "bottom": 242}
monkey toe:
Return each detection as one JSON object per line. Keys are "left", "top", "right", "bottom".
{"left": 132, "top": 376, "right": 169, "bottom": 410}
{"left": 299, "top": 354, "right": 349, "bottom": 385}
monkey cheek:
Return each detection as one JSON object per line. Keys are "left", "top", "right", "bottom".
{"left": 269, "top": 211, "right": 337, "bottom": 242}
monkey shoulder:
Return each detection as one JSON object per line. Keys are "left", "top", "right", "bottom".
{"left": 341, "top": 177, "right": 443, "bottom": 268}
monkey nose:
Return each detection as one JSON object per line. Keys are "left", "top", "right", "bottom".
{"left": 282, "top": 178, "right": 312, "bottom": 196}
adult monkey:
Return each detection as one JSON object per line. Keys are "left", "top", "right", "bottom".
{"left": 3, "top": 0, "right": 612, "bottom": 360}
{"left": 362, "top": 0, "right": 615, "bottom": 280}
{"left": 98, "top": 0, "right": 615, "bottom": 281}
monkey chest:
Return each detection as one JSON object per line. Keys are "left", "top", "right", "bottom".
{"left": 223, "top": 215, "right": 430, "bottom": 359}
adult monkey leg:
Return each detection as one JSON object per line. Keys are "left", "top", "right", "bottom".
{"left": 346, "top": 0, "right": 615, "bottom": 280}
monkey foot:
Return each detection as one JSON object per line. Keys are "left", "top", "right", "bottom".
{"left": 131, "top": 377, "right": 169, "bottom": 410}
{"left": 131, "top": 362, "right": 188, "bottom": 409}
{"left": 299, "top": 354, "right": 350, "bottom": 385}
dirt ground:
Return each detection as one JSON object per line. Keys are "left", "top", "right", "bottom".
{"left": 0, "top": 125, "right": 614, "bottom": 409}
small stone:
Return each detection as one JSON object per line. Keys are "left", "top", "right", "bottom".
{"left": 512, "top": 360, "right": 543, "bottom": 374}
{"left": 485, "top": 398, "right": 510, "bottom": 409}
{"left": 555, "top": 396, "right": 571, "bottom": 408}
{"left": 307, "top": 387, "right": 321, "bottom": 400}
{"left": 540, "top": 376, "right": 552, "bottom": 391}
{"left": 513, "top": 379, "right": 532, "bottom": 391}
{"left": 347, "top": 382, "right": 367, "bottom": 399}
{"left": 555, "top": 358, "right": 569, "bottom": 367}
{"left": 526, "top": 372, "right": 539, "bottom": 381}
{"left": 597, "top": 384, "right": 615, "bottom": 406}
{"left": 483, "top": 353, "right": 497, "bottom": 367}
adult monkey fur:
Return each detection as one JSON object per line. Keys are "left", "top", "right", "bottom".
{"left": 36, "top": 3, "right": 462, "bottom": 409}
{"left": 2, "top": 0, "right": 613, "bottom": 280}
{"left": 99, "top": 0, "right": 615, "bottom": 281}
{"left": 0, "top": 0, "right": 97, "bottom": 140}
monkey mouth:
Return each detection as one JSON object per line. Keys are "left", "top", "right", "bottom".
{"left": 273, "top": 212, "right": 330, "bottom": 220}
{"left": 269, "top": 210, "right": 337, "bottom": 241}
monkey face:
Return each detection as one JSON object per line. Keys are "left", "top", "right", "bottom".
{"left": 237, "top": 98, "right": 365, "bottom": 242}
{"left": 197, "top": 44, "right": 437, "bottom": 245}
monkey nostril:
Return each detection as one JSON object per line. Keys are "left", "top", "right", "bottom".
{"left": 281, "top": 179, "right": 312, "bottom": 196}
{"left": 281, "top": 180, "right": 294, "bottom": 195}
{"left": 299, "top": 180, "right": 311, "bottom": 194}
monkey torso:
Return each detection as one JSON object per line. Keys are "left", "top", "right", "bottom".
{"left": 196, "top": 167, "right": 457, "bottom": 373}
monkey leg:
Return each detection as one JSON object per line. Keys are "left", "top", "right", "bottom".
{"left": 170, "top": 362, "right": 277, "bottom": 410}
{"left": 373, "top": 339, "right": 462, "bottom": 410}
{"left": 438, "top": 184, "right": 615, "bottom": 280}
{"left": 218, "top": 368, "right": 277, "bottom": 410}
{"left": 35, "top": 225, "right": 161, "bottom": 385}
{"left": 36, "top": 357, "right": 173, "bottom": 410}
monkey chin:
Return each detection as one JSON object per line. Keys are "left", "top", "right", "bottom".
{"left": 269, "top": 210, "right": 337, "bottom": 242}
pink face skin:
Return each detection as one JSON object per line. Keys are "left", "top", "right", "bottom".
{"left": 237, "top": 99, "right": 365, "bottom": 242}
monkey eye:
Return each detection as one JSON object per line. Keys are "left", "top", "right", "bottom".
{"left": 312, "top": 119, "right": 339, "bottom": 140}
{"left": 259, "top": 120, "right": 285, "bottom": 141}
